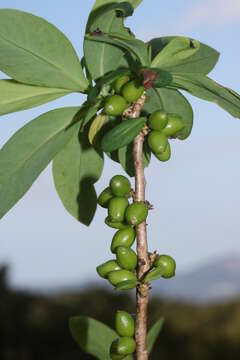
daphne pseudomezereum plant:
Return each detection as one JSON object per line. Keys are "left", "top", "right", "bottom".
{"left": 0, "top": 1, "right": 240, "bottom": 359}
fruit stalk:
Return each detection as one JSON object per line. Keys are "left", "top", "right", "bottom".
{"left": 124, "top": 93, "right": 150, "bottom": 360}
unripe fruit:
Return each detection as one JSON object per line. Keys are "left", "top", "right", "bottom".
{"left": 154, "top": 254, "right": 176, "bottom": 279}
{"left": 104, "top": 95, "right": 127, "bottom": 116}
{"left": 110, "top": 353, "right": 124, "bottom": 360}
{"left": 148, "top": 131, "right": 168, "bottom": 154}
{"left": 110, "top": 337, "right": 136, "bottom": 357}
{"left": 105, "top": 217, "right": 129, "bottom": 230}
{"left": 125, "top": 202, "right": 148, "bottom": 226}
{"left": 115, "top": 311, "right": 135, "bottom": 337}
{"left": 111, "top": 227, "right": 136, "bottom": 253}
{"left": 148, "top": 110, "right": 168, "bottom": 131}
{"left": 96, "top": 260, "right": 121, "bottom": 279}
{"left": 116, "top": 247, "right": 137, "bottom": 271}
{"left": 97, "top": 187, "right": 113, "bottom": 208}
{"left": 108, "top": 197, "right": 129, "bottom": 223}
{"left": 108, "top": 270, "right": 137, "bottom": 286}
{"left": 110, "top": 175, "right": 131, "bottom": 197}
{"left": 114, "top": 75, "right": 130, "bottom": 94}
{"left": 154, "top": 142, "right": 171, "bottom": 162}
{"left": 162, "top": 114, "right": 185, "bottom": 137}
{"left": 121, "top": 79, "right": 144, "bottom": 103}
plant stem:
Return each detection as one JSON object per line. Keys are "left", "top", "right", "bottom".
{"left": 124, "top": 93, "right": 150, "bottom": 360}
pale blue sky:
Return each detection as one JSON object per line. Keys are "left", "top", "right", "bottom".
{"left": 0, "top": 0, "right": 240, "bottom": 290}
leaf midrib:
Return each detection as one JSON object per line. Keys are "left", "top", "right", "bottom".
{"left": 0, "top": 32, "right": 83, "bottom": 89}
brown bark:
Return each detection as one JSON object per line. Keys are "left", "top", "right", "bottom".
{"left": 124, "top": 93, "right": 150, "bottom": 360}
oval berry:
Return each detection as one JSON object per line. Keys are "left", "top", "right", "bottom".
{"left": 121, "top": 79, "right": 144, "bottom": 103}
{"left": 104, "top": 95, "right": 127, "bottom": 116}
{"left": 154, "top": 142, "right": 171, "bottom": 162}
{"left": 148, "top": 131, "right": 168, "bottom": 154}
{"left": 110, "top": 175, "right": 131, "bottom": 197}
{"left": 115, "top": 311, "right": 135, "bottom": 337}
{"left": 111, "top": 227, "right": 136, "bottom": 253}
{"left": 114, "top": 75, "right": 130, "bottom": 94}
{"left": 110, "top": 337, "right": 136, "bottom": 357}
{"left": 154, "top": 254, "right": 176, "bottom": 279}
{"left": 162, "top": 114, "right": 185, "bottom": 137}
{"left": 97, "top": 187, "right": 113, "bottom": 208}
{"left": 96, "top": 260, "right": 121, "bottom": 279}
{"left": 125, "top": 202, "right": 148, "bottom": 226}
{"left": 116, "top": 247, "right": 137, "bottom": 271}
{"left": 108, "top": 270, "right": 137, "bottom": 286}
{"left": 108, "top": 197, "right": 129, "bottom": 223}
{"left": 105, "top": 217, "right": 129, "bottom": 230}
{"left": 148, "top": 110, "right": 168, "bottom": 131}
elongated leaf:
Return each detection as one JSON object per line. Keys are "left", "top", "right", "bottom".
{"left": 143, "top": 88, "right": 193, "bottom": 139}
{"left": 101, "top": 117, "right": 146, "bottom": 152}
{"left": 0, "top": 9, "right": 88, "bottom": 91}
{"left": 0, "top": 107, "right": 81, "bottom": 219}
{"left": 147, "top": 318, "right": 164, "bottom": 354}
{"left": 88, "top": 114, "right": 108, "bottom": 144}
{"left": 84, "top": 2, "right": 134, "bottom": 80}
{"left": 118, "top": 140, "right": 151, "bottom": 177}
{"left": 151, "top": 37, "right": 200, "bottom": 69}
{"left": 115, "top": 279, "right": 139, "bottom": 291}
{"left": 0, "top": 80, "right": 71, "bottom": 116}
{"left": 143, "top": 265, "right": 166, "bottom": 283}
{"left": 171, "top": 74, "right": 240, "bottom": 118}
{"left": 86, "top": 33, "right": 149, "bottom": 66}
{"left": 52, "top": 126, "right": 104, "bottom": 226}
{"left": 70, "top": 316, "right": 117, "bottom": 360}
{"left": 92, "top": 0, "right": 142, "bottom": 10}
{"left": 149, "top": 36, "right": 219, "bottom": 75}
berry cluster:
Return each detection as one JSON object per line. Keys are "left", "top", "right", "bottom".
{"left": 147, "top": 110, "right": 185, "bottom": 162}
{"left": 104, "top": 75, "right": 144, "bottom": 116}
{"left": 97, "top": 175, "right": 148, "bottom": 287}
{"left": 110, "top": 311, "right": 136, "bottom": 359}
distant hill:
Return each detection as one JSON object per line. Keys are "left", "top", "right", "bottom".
{"left": 152, "top": 255, "right": 240, "bottom": 302}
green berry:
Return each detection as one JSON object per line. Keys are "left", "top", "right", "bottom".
{"left": 114, "top": 75, "right": 130, "bottom": 94}
{"left": 110, "top": 175, "right": 131, "bottom": 197}
{"left": 96, "top": 260, "right": 121, "bottom": 279}
{"left": 121, "top": 79, "right": 144, "bottom": 103}
{"left": 148, "top": 131, "right": 168, "bottom": 154}
{"left": 111, "top": 227, "right": 136, "bottom": 253}
{"left": 110, "top": 337, "right": 136, "bottom": 357}
{"left": 105, "top": 217, "right": 129, "bottom": 230}
{"left": 108, "top": 270, "right": 137, "bottom": 286}
{"left": 154, "top": 142, "right": 171, "bottom": 162}
{"left": 104, "top": 95, "right": 127, "bottom": 116}
{"left": 116, "top": 247, "right": 137, "bottom": 271}
{"left": 110, "top": 353, "right": 125, "bottom": 360}
{"left": 115, "top": 311, "right": 135, "bottom": 337}
{"left": 162, "top": 114, "right": 185, "bottom": 137}
{"left": 98, "top": 187, "right": 113, "bottom": 208}
{"left": 125, "top": 202, "right": 148, "bottom": 226}
{"left": 148, "top": 110, "right": 168, "bottom": 131}
{"left": 108, "top": 197, "right": 129, "bottom": 223}
{"left": 154, "top": 254, "right": 176, "bottom": 279}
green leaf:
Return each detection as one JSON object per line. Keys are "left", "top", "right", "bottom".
{"left": 84, "top": 2, "right": 134, "bottom": 80}
{"left": 115, "top": 279, "right": 139, "bottom": 291}
{"left": 80, "top": 100, "right": 103, "bottom": 131}
{"left": 52, "top": 126, "right": 104, "bottom": 226}
{"left": 118, "top": 140, "right": 151, "bottom": 177}
{"left": 92, "top": 0, "right": 142, "bottom": 10}
{"left": 143, "top": 88, "right": 193, "bottom": 139}
{"left": 149, "top": 36, "right": 220, "bottom": 75}
{"left": 0, "top": 9, "right": 88, "bottom": 91}
{"left": 171, "top": 74, "right": 240, "bottom": 118}
{"left": 0, "top": 107, "right": 81, "bottom": 219}
{"left": 143, "top": 265, "right": 166, "bottom": 283}
{"left": 88, "top": 114, "right": 108, "bottom": 145}
{"left": 101, "top": 117, "right": 146, "bottom": 152}
{"left": 0, "top": 80, "right": 71, "bottom": 116}
{"left": 151, "top": 37, "right": 200, "bottom": 69}
{"left": 86, "top": 32, "right": 150, "bottom": 67}
{"left": 147, "top": 318, "right": 164, "bottom": 354}
{"left": 69, "top": 316, "right": 117, "bottom": 360}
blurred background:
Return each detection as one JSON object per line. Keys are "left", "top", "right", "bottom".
{"left": 1, "top": 0, "right": 240, "bottom": 359}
